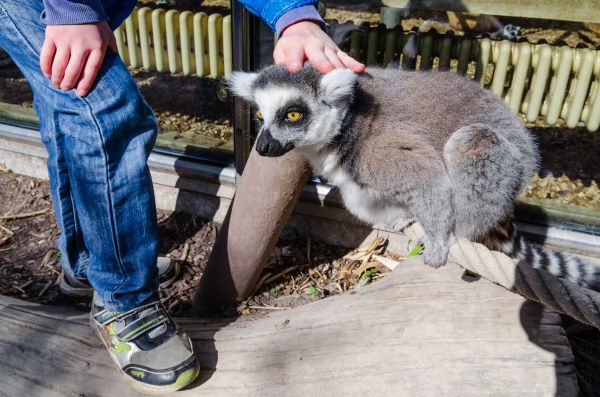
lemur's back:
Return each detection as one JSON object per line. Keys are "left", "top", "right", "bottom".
{"left": 356, "top": 68, "right": 536, "bottom": 159}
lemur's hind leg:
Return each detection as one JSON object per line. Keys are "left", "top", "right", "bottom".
{"left": 362, "top": 140, "right": 456, "bottom": 268}
{"left": 443, "top": 124, "right": 526, "bottom": 242}
{"left": 408, "top": 182, "right": 455, "bottom": 268}
{"left": 386, "top": 158, "right": 455, "bottom": 268}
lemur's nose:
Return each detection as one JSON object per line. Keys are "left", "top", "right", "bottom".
{"left": 256, "top": 129, "right": 289, "bottom": 157}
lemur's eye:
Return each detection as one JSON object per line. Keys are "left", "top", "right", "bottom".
{"left": 286, "top": 111, "right": 302, "bottom": 121}
{"left": 256, "top": 111, "right": 263, "bottom": 120}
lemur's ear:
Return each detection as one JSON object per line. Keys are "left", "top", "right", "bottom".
{"left": 319, "top": 68, "right": 357, "bottom": 103}
{"left": 228, "top": 71, "right": 259, "bottom": 101}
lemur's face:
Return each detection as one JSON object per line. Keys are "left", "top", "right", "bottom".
{"left": 229, "top": 65, "right": 357, "bottom": 157}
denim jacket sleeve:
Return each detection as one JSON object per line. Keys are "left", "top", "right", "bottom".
{"left": 236, "top": 0, "right": 324, "bottom": 34}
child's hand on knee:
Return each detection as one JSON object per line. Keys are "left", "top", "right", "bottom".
{"left": 274, "top": 21, "right": 365, "bottom": 74}
{"left": 40, "top": 21, "right": 117, "bottom": 97}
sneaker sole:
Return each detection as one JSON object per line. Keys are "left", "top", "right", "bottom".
{"left": 157, "top": 260, "right": 181, "bottom": 289}
{"left": 90, "top": 317, "right": 200, "bottom": 394}
{"left": 59, "top": 274, "right": 94, "bottom": 298}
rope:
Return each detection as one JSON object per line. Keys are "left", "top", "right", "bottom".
{"left": 403, "top": 224, "right": 600, "bottom": 329}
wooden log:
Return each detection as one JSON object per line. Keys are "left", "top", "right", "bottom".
{"left": 0, "top": 257, "right": 578, "bottom": 396}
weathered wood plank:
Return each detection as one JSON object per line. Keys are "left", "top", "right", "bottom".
{"left": 0, "top": 257, "right": 578, "bottom": 396}
{"left": 381, "top": 0, "right": 600, "bottom": 24}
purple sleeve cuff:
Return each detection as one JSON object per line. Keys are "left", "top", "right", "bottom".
{"left": 41, "top": 0, "right": 108, "bottom": 26}
{"left": 275, "top": 5, "right": 325, "bottom": 37}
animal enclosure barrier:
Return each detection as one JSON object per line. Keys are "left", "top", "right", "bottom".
{"left": 341, "top": 24, "right": 600, "bottom": 131}
{"left": 114, "top": 7, "right": 233, "bottom": 79}
{"left": 114, "top": 7, "right": 599, "bottom": 132}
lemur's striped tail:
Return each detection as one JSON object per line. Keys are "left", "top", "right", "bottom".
{"left": 480, "top": 219, "right": 600, "bottom": 292}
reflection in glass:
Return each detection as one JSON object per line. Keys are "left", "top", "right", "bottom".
{"left": 0, "top": 48, "right": 38, "bottom": 127}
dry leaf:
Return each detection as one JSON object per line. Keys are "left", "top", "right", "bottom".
{"left": 372, "top": 254, "right": 401, "bottom": 271}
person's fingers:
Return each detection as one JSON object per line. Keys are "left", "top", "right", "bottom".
{"left": 305, "top": 44, "right": 335, "bottom": 73}
{"left": 337, "top": 50, "right": 365, "bottom": 73}
{"left": 39, "top": 38, "right": 56, "bottom": 78}
{"left": 60, "top": 50, "right": 87, "bottom": 91}
{"left": 76, "top": 48, "right": 104, "bottom": 96}
{"left": 283, "top": 45, "right": 304, "bottom": 73}
{"left": 324, "top": 46, "right": 344, "bottom": 69}
{"left": 273, "top": 45, "right": 286, "bottom": 65}
{"left": 51, "top": 47, "right": 70, "bottom": 88}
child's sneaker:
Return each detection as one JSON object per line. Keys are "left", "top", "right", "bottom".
{"left": 90, "top": 293, "right": 199, "bottom": 394}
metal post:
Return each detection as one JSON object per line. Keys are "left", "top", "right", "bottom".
{"left": 231, "top": 1, "right": 259, "bottom": 175}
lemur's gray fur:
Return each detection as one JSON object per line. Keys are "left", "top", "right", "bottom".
{"left": 230, "top": 64, "right": 600, "bottom": 291}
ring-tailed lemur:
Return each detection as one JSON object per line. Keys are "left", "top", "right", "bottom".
{"left": 230, "top": 64, "right": 600, "bottom": 291}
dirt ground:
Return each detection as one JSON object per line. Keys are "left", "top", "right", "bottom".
{"left": 0, "top": 168, "right": 398, "bottom": 316}
{"left": 2, "top": 159, "right": 597, "bottom": 316}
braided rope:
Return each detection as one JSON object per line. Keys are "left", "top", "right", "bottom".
{"left": 403, "top": 224, "right": 600, "bottom": 329}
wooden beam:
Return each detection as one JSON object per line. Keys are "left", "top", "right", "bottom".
{"left": 0, "top": 257, "right": 578, "bottom": 396}
{"left": 381, "top": 0, "right": 600, "bottom": 23}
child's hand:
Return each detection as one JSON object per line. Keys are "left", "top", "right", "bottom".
{"left": 274, "top": 21, "right": 365, "bottom": 74}
{"left": 40, "top": 21, "right": 117, "bottom": 96}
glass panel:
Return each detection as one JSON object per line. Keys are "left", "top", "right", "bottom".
{"left": 0, "top": 0, "right": 234, "bottom": 159}
{"left": 0, "top": 48, "right": 37, "bottom": 128}
{"left": 119, "top": 0, "right": 234, "bottom": 157}
{"left": 136, "top": 70, "right": 233, "bottom": 156}
{"left": 320, "top": 1, "right": 600, "bottom": 230}
{"left": 518, "top": 126, "right": 600, "bottom": 232}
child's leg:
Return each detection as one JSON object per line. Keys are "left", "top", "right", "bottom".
{"left": 0, "top": 0, "right": 158, "bottom": 312}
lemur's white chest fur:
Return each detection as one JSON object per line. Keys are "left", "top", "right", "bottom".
{"left": 301, "top": 147, "right": 413, "bottom": 232}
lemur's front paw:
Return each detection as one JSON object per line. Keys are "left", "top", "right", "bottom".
{"left": 424, "top": 251, "right": 447, "bottom": 268}
{"left": 422, "top": 237, "right": 449, "bottom": 268}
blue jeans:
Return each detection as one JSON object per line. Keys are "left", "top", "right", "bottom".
{"left": 0, "top": 0, "right": 159, "bottom": 311}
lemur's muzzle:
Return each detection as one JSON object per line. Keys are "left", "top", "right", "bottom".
{"left": 255, "top": 129, "right": 295, "bottom": 157}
